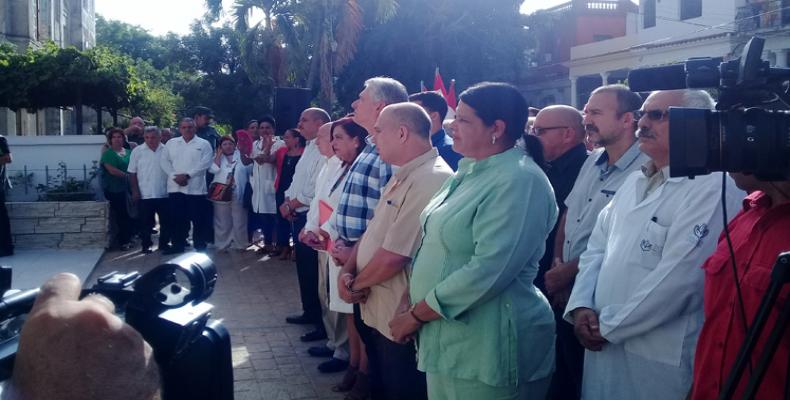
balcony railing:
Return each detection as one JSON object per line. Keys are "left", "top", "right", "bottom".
{"left": 736, "top": 1, "right": 790, "bottom": 32}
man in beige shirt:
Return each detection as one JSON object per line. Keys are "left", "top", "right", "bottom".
{"left": 338, "top": 103, "right": 452, "bottom": 400}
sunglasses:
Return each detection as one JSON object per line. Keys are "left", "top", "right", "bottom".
{"left": 530, "top": 126, "right": 568, "bottom": 136}
{"left": 634, "top": 109, "right": 670, "bottom": 121}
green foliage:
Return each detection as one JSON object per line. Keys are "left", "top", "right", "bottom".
{"left": 0, "top": 42, "right": 142, "bottom": 111}
{"left": 335, "top": 0, "right": 528, "bottom": 107}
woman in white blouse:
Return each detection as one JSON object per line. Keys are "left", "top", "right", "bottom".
{"left": 249, "top": 116, "right": 284, "bottom": 253}
{"left": 209, "top": 136, "right": 252, "bottom": 251}
{"left": 302, "top": 118, "right": 370, "bottom": 398}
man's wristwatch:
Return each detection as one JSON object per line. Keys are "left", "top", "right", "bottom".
{"left": 409, "top": 303, "right": 428, "bottom": 324}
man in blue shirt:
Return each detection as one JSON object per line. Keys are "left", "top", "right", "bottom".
{"left": 409, "top": 91, "right": 462, "bottom": 171}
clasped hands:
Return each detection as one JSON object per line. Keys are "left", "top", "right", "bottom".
{"left": 173, "top": 173, "right": 190, "bottom": 187}
{"left": 337, "top": 273, "right": 369, "bottom": 304}
{"left": 572, "top": 307, "right": 608, "bottom": 351}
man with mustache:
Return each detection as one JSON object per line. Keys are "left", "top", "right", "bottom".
{"left": 563, "top": 89, "right": 744, "bottom": 400}
{"left": 543, "top": 85, "right": 648, "bottom": 399}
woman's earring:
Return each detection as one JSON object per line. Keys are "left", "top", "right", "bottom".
{"left": 491, "top": 136, "right": 497, "bottom": 145}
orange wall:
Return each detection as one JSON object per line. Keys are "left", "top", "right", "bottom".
{"left": 575, "top": 14, "right": 627, "bottom": 46}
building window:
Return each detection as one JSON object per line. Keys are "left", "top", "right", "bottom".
{"left": 680, "top": 0, "right": 702, "bottom": 20}
{"left": 644, "top": 0, "right": 656, "bottom": 28}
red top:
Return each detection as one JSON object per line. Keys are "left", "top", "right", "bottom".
{"left": 273, "top": 146, "right": 288, "bottom": 192}
{"left": 691, "top": 191, "right": 790, "bottom": 400}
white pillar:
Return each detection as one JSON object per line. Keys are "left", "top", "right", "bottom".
{"left": 774, "top": 49, "right": 789, "bottom": 68}
{"left": 570, "top": 76, "right": 579, "bottom": 108}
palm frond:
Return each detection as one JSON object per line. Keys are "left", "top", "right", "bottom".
{"left": 374, "top": 0, "right": 399, "bottom": 23}
{"left": 204, "top": 0, "right": 224, "bottom": 20}
{"left": 333, "top": 0, "right": 363, "bottom": 73}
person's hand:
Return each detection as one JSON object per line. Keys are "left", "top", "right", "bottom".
{"left": 301, "top": 231, "right": 324, "bottom": 250}
{"left": 11, "top": 273, "right": 160, "bottom": 400}
{"left": 130, "top": 190, "right": 141, "bottom": 204}
{"left": 279, "top": 202, "right": 292, "bottom": 219}
{"left": 545, "top": 258, "right": 578, "bottom": 295}
{"left": 173, "top": 174, "right": 189, "bottom": 186}
{"left": 389, "top": 311, "right": 420, "bottom": 344}
{"left": 337, "top": 273, "right": 368, "bottom": 304}
{"left": 550, "top": 287, "right": 571, "bottom": 310}
{"left": 330, "top": 242, "right": 352, "bottom": 266}
{"left": 571, "top": 307, "right": 608, "bottom": 351}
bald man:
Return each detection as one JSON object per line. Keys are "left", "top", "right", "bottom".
{"left": 283, "top": 108, "right": 334, "bottom": 343}
{"left": 338, "top": 103, "right": 452, "bottom": 399}
{"left": 530, "top": 105, "right": 588, "bottom": 293}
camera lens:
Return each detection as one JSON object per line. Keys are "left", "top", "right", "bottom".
{"left": 669, "top": 107, "right": 790, "bottom": 180}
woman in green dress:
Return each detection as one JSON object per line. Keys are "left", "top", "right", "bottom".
{"left": 389, "top": 82, "right": 558, "bottom": 400}
{"left": 101, "top": 127, "right": 133, "bottom": 250}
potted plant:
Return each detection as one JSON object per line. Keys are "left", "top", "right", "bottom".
{"left": 36, "top": 161, "right": 99, "bottom": 202}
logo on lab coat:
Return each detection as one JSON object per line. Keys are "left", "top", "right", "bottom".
{"left": 640, "top": 239, "right": 653, "bottom": 252}
{"left": 687, "top": 223, "right": 709, "bottom": 247}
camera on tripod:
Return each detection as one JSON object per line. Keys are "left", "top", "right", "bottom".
{"left": 627, "top": 36, "right": 790, "bottom": 181}
{"left": 0, "top": 252, "right": 234, "bottom": 400}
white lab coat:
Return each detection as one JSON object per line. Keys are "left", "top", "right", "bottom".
{"left": 563, "top": 169, "right": 744, "bottom": 400}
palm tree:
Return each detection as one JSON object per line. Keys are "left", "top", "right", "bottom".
{"left": 204, "top": 0, "right": 399, "bottom": 109}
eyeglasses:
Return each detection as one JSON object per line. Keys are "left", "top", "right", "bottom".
{"left": 530, "top": 126, "right": 568, "bottom": 136}
{"left": 634, "top": 109, "right": 670, "bottom": 121}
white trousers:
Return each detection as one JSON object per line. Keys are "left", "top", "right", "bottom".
{"left": 213, "top": 201, "right": 248, "bottom": 250}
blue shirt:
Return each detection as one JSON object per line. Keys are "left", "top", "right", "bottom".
{"left": 335, "top": 139, "right": 393, "bottom": 242}
{"left": 431, "top": 129, "right": 462, "bottom": 171}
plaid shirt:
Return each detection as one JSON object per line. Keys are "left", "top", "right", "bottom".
{"left": 336, "top": 140, "right": 393, "bottom": 242}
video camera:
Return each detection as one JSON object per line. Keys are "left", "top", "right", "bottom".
{"left": 627, "top": 36, "right": 790, "bottom": 180}
{"left": 0, "top": 252, "right": 234, "bottom": 400}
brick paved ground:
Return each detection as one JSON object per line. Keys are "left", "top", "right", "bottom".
{"left": 88, "top": 247, "right": 347, "bottom": 400}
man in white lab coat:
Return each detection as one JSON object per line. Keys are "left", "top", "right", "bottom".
{"left": 563, "top": 89, "right": 744, "bottom": 400}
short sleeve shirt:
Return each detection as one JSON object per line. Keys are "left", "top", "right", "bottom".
{"left": 127, "top": 144, "right": 168, "bottom": 199}
{"left": 562, "top": 141, "right": 648, "bottom": 262}
{"left": 100, "top": 148, "right": 131, "bottom": 193}
{"left": 356, "top": 149, "right": 452, "bottom": 339}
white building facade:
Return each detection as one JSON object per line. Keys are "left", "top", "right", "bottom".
{"left": 567, "top": 0, "right": 790, "bottom": 106}
{"left": 0, "top": 0, "right": 97, "bottom": 136}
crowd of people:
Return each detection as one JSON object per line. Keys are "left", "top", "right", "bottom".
{"left": 2, "top": 76, "right": 788, "bottom": 400}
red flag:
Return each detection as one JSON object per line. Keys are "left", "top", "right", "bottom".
{"left": 433, "top": 67, "right": 448, "bottom": 98}
{"left": 447, "top": 79, "right": 457, "bottom": 111}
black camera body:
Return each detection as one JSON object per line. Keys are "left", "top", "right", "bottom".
{"left": 628, "top": 36, "right": 790, "bottom": 180}
{"left": 0, "top": 253, "right": 234, "bottom": 400}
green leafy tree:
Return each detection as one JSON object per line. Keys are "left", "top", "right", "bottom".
{"left": 335, "top": 0, "right": 528, "bottom": 108}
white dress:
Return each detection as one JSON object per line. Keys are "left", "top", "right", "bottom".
{"left": 305, "top": 156, "right": 353, "bottom": 314}
{"left": 249, "top": 138, "right": 284, "bottom": 214}
{"left": 209, "top": 150, "right": 251, "bottom": 250}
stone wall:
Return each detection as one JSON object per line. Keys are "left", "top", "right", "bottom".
{"left": 8, "top": 201, "right": 108, "bottom": 249}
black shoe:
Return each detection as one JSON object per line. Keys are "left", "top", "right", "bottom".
{"left": 307, "top": 345, "right": 334, "bottom": 358}
{"left": 318, "top": 357, "right": 349, "bottom": 374}
{"left": 141, "top": 247, "right": 152, "bottom": 254}
{"left": 161, "top": 247, "right": 184, "bottom": 255}
{"left": 285, "top": 314, "right": 313, "bottom": 325}
{"left": 300, "top": 329, "right": 328, "bottom": 342}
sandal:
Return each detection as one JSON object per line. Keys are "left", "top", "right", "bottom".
{"left": 344, "top": 371, "right": 370, "bottom": 400}
{"left": 332, "top": 366, "right": 358, "bottom": 392}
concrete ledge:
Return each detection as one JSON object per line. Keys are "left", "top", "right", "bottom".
{"left": 9, "top": 201, "right": 108, "bottom": 249}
